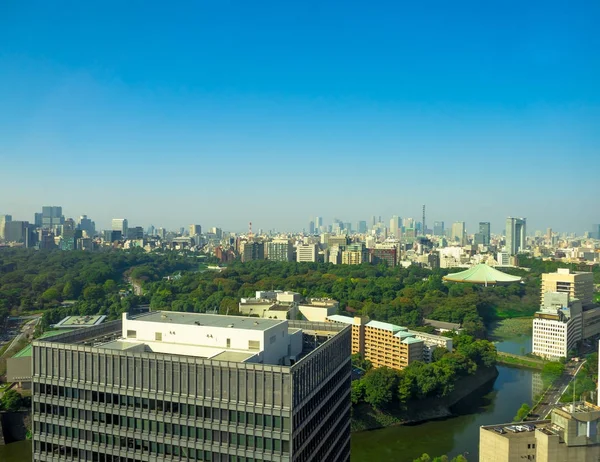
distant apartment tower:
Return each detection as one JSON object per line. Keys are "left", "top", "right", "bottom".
{"left": 341, "top": 243, "right": 367, "bottom": 265}
{"left": 267, "top": 238, "right": 294, "bottom": 262}
{"left": 112, "top": 218, "right": 128, "bottom": 238}
{"left": 474, "top": 222, "right": 491, "bottom": 245}
{"left": 296, "top": 243, "right": 318, "bottom": 262}
{"left": 189, "top": 224, "right": 202, "bottom": 236}
{"left": 32, "top": 312, "right": 352, "bottom": 462}
{"left": 240, "top": 241, "right": 265, "bottom": 262}
{"left": 0, "top": 214, "right": 12, "bottom": 240}
{"left": 506, "top": 217, "right": 526, "bottom": 255}
{"left": 451, "top": 222, "right": 466, "bottom": 245}
{"left": 433, "top": 221, "right": 445, "bottom": 237}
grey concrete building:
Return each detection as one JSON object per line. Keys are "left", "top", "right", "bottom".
{"left": 31, "top": 312, "right": 351, "bottom": 462}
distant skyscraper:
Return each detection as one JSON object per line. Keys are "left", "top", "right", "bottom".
{"left": 41, "top": 206, "right": 64, "bottom": 229}
{"left": 315, "top": 216, "right": 323, "bottom": 232}
{"left": 389, "top": 216, "right": 401, "bottom": 239}
{"left": 433, "top": 221, "right": 445, "bottom": 236}
{"left": 357, "top": 220, "right": 367, "bottom": 234}
{"left": 309, "top": 221, "right": 315, "bottom": 234}
{"left": 402, "top": 217, "right": 414, "bottom": 229}
{"left": 189, "top": 224, "right": 202, "bottom": 236}
{"left": 77, "top": 215, "right": 96, "bottom": 237}
{"left": 451, "top": 222, "right": 466, "bottom": 245}
{"left": 0, "top": 214, "right": 12, "bottom": 240}
{"left": 474, "top": 222, "right": 491, "bottom": 245}
{"left": 112, "top": 218, "right": 128, "bottom": 238}
{"left": 506, "top": 217, "right": 527, "bottom": 255}
{"left": 592, "top": 224, "right": 600, "bottom": 240}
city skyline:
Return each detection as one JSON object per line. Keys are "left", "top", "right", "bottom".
{"left": 0, "top": 204, "right": 597, "bottom": 236}
{"left": 1, "top": 2, "right": 599, "bottom": 233}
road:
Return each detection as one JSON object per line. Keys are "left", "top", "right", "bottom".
{"left": 531, "top": 361, "right": 585, "bottom": 419}
{"left": 0, "top": 318, "right": 40, "bottom": 359}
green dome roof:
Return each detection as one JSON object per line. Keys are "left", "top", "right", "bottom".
{"left": 442, "top": 264, "right": 522, "bottom": 285}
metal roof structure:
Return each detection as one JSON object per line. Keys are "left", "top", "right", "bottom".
{"left": 442, "top": 263, "right": 522, "bottom": 285}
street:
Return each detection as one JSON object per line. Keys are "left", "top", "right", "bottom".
{"left": 531, "top": 361, "right": 585, "bottom": 419}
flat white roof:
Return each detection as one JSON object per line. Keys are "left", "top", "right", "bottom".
{"left": 134, "top": 311, "right": 284, "bottom": 331}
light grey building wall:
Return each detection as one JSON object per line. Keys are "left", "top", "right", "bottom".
{"left": 31, "top": 319, "right": 351, "bottom": 462}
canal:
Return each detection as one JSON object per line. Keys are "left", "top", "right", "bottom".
{"left": 0, "top": 332, "right": 536, "bottom": 462}
{"left": 351, "top": 331, "right": 537, "bottom": 461}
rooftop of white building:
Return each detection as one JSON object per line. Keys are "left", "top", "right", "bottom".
{"left": 139, "top": 311, "right": 284, "bottom": 331}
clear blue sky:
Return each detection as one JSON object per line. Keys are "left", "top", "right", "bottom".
{"left": 1, "top": 1, "right": 598, "bottom": 233}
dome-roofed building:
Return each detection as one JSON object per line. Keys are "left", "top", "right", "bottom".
{"left": 442, "top": 263, "right": 522, "bottom": 286}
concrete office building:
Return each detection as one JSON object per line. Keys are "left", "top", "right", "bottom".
{"left": 112, "top": 218, "right": 129, "bottom": 238}
{"left": 532, "top": 292, "right": 582, "bottom": 359}
{"left": 541, "top": 268, "right": 594, "bottom": 308}
{"left": 32, "top": 311, "right": 352, "bottom": 462}
{"left": 532, "top": 269, "right": 598, "bottom": 359}
{"left": 296, "top": 243, "right": 317, "bottom": 263}
{"left": 451, "top": 222, "right": 466, "bottom": 245}
{"left": 480, "top": 402, "right": 600, "bottom": 462}
{"left": 433, "top": 221, "right": 445, "bottom": 237}
{"left": 506, "top": 217, "right": 526, "bottom": 255}
{"left": 266, "top": 239, "right": 294, "bottom": 262}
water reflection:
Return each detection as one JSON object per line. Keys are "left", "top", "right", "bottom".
{"left": 351, "top": 365, "right": 536, "bottom": 462}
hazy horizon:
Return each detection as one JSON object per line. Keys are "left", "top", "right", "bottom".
{"left": 1, "top": 2, "right": 598, "bottom": 234}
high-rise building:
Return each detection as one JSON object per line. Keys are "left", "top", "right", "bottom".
{"left": 474, "top": 222, "right": 491, "bottom": 245}
{"left": 266, "top": 238, "right": 294, "bottom": 262}
{"left": 433, "top": 221, "right": 445, "bottom": 237}
{"left": 77, "top": 215, "right": 96, "bottom": 237}
{"left": 308, "top": 221, "right": 315, "bottom": 234}
{"left": 40, "top": 206, "right": 64, "bottom": 229}
{"left": 189, "top": 224, "right": 202, "bottom": 236}
{"left": 240, "top": 241, "right": 265, "bottom": 262}
{"left": 451, "top": 222, "right": 466, "bottom": 245}
{"left": 0, "top": 214, "right": 12, "bottom": 240}
{"left": 592, "top": 224, "right": 600, "bottom": 240}
{"left": 4, "top": 220, "right": 27, "bottom": 243}
{"left": 296, "top": 243, "right": 318, "bottom": 262}
{"left": 103, "top": 230, "right": 122, "bottom": 242}
{"left": 389, "top": 216, "right": 401, "bottom": 239}
{"left": 356, "top": 221, "right": 367, "bottom": 234}
{"left": 341, "top": 243, "right": 367, "bottom": 265}
{"left": 506, "top": 217, "right": 526, "bottom": 255}
{"left": 315, "top": 216, "right": 323, "bottom": 233}
{"left": 112, "top": 218, "right": 128, "bottom": 238}
{"left": 32, "top": 312, "right": 352, "bottom": 462}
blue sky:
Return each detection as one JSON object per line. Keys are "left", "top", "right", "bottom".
{"left": 1, "top": 1, "right": 598, "bottom": 233}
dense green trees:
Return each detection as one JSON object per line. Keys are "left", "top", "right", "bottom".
{"left": 352, "top": 334, "right": 497, "bottom": 409}
{"left": 413, "top": 453, "right": 468, "bottom": 462}
{"left": 0, "top": 248, "right": 195, "bottom": 326}
{"left": 0, "top": 389, "right": 25, "bottom": 411}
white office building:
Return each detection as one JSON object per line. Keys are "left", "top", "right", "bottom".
{"left": 296, "top": 243, "right": 318, "bottom": 262}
